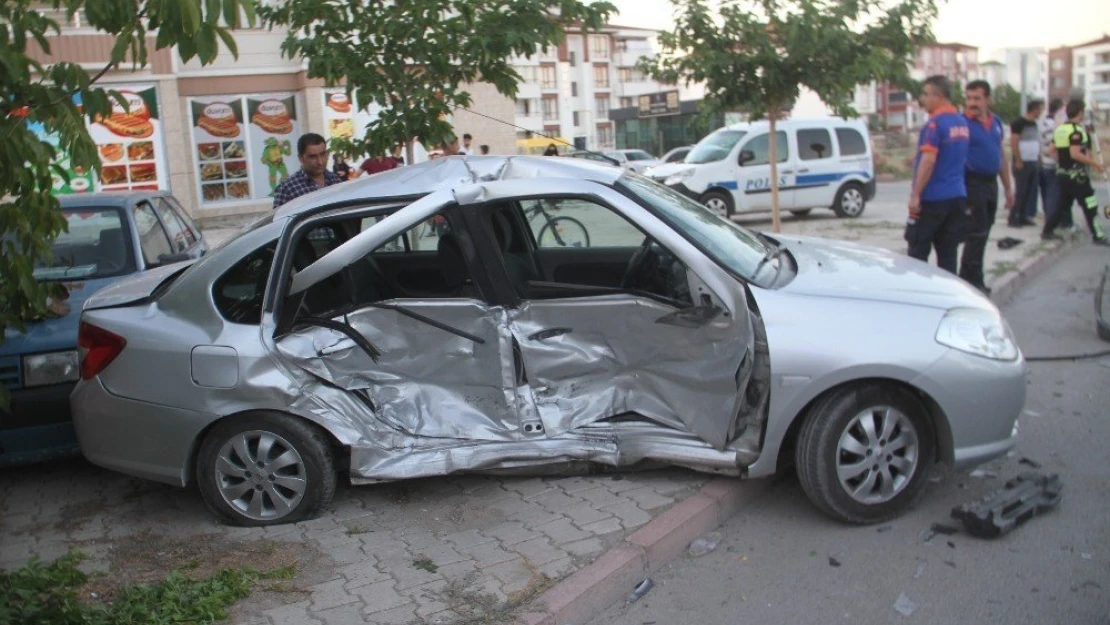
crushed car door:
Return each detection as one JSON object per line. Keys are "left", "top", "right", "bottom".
{"left": 457, "top": 179, "right": 755, "bottom": 450}
{"left": 275, "top": 190, "right": 521, "bottom": 442}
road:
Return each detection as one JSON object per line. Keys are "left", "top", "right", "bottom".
{"left": 590, "top": 243, "right": 1110, "bottom": 625}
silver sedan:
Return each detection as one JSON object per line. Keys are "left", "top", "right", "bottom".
{"left": 71, "top": 156, "right": 1025, "bottom": 526}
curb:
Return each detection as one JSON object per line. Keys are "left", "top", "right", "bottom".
{"left": 518, "top": 477, "right": 771, "bottom": 625}
{"left": 989, "top": 232, "right": 1084, "bottom": 305}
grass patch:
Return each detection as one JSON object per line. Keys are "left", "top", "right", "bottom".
{"left": 0, "top": 551, "right": 285, "bottom": 625}
{"left": 412, "top": 556, "right": 438, "bottom": 573}
{"left": 987, "top": 260, "right": 1019, "bottom": 278}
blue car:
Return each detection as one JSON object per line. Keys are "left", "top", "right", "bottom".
{"left": 0, "top": 191, "right": 207, "bottom": 466}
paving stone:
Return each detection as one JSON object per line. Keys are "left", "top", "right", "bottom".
{"left": 353, "top": 580, "right": 409, "bottom": 614}
{"left": 529, "top": 490, "right": 580, "bottom": 513}
{"left": 561, "top": 536, "right": 605, "bottom": 557}
{"left": 502, "top": 478, "right": 558, "bottom": 499}
{"left": 482, "top": 521, "right": 535, "bottom": 546}
{"left": 462, "top": 540, "right": 518, "bottom": 568}
{"left": 604, "top": 477, "right": 646, "bottom": 493}
{"left": 485, "top": 558, "right": 538, "bottom": 595}
{"left": 442, "top": 528, "right": 497, "bottom": 550}
{"left": 572, "top": 487, "right": 621, "bottom": 508}
{"left": 264, "top": 600, "right": 323, "bottom": 625}
{"left": 511, "top": 537, "right": 568, "bottom": 567}
{"left": 389, "top": 559, "right": 443, "bottom": 591}
{"left": 338, "top": 562, "right": 391, "bottom": 590}
{"left": 534, "top": 517, "right": 592, "bottom": 545}
{"left": 363, "top": 602, "right": 417, "bottom": 624}
{"left": 536, "top": 556, "right": 577, "bottom": 579}
{"left": 579, "top": 517, "right": 624, "bottom": 536}
{"left": 562, "top": 502, "right": 615, "bottom": 527}
{"left": 432, "top": 559, "right": 479, "bottom": 582}
{"left": 550, "top": 476, "right": 605, "bottom": 494}
{"left": 310, "top": 578, "right": 362, "bottom": 611}
{"left": 621, "top": 486, "right": 677, "bottom": 510}
{"left": 315, "top": 602, "right": 368, "bottom": 625}
{"left": 422, "top": 609, "right": 461, "bottom": 624}
{"left": 603, "top": 501, "right": 652, "bottom": 529}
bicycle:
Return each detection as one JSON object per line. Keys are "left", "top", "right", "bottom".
{"left": 524, "top": 200, "right": 591, "bottom": 248}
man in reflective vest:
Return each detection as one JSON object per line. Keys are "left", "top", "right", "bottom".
{"left": 1041, "top": 99, "right": 1108, "bottom": 245}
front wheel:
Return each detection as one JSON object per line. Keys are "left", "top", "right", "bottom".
{"left": 795, "top": 384, "right": 935, "bottom": 524}
{"left": 196, "top": 412, "right": 336, "bottom": 526}
{"left": 833, "top": 183, "right": 866, "bottom": 218}
{"left": 537, "top": 216, "right": 590, "bottom": 248}
{"left": 701, "top": 190, "right": 734, "bottom": 219}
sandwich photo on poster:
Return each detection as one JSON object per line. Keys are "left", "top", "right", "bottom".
{"left": 189, "top": 98, "right": 250, "bottom": 204}
{"left": 246, "top": 95, "right": 300, "bottom": 198}
{"left": 88, "top": 85, "right": 169, "bottom": 192}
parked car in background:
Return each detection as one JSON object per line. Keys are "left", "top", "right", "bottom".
{"left": 72, "top": 156, "right": 1024, "bottom": 527}
{"left": 0, "top": 191, "right": 206, "bottom": 466}
{"left": 566, "top": 150, "right": 622, "bottom": 167}
{"left": 644, "top": 118, "right": 876, "bottom": 220}
{"left": 660, "top": 145, "right": 694, "bottom": 164}
{"left": 604, "top": 149, "right": 662, "bottom": 174}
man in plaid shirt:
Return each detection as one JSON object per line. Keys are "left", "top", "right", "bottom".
{"left": 273, "top": 133, "right": 344, "bottom": 209}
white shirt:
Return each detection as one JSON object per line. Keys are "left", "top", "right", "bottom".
{"left": 1038, "top": 115, "right": 1058, "bottom": 168}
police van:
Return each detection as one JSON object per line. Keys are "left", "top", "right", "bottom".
{"left": 645, "top": 118, "right": 876, "bottom": 219}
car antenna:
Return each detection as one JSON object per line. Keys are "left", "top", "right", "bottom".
{"left": 454, "top": 105, "right": 616, "bottom": 163}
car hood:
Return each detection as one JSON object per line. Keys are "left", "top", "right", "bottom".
{"left": 82, "top": 261, "right": 193, "bottom": 311}
{"left": 644, "top": 162, "right": 691, "bottom": 179}
{"left": 0, "top": 276, "right": 120, "bottom": 355}
{"left": 772, "top": 234, "right": 991, "bottom": 310}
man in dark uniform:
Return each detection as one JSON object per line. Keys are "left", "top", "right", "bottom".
{"left": 906, "top": 76, "right": 970, "bottom": 274}
{"left": 1041, "top": 98, "right": 1108, "bottom": 245}
{"left": 959, "top": 80, "right": 1014, "bottom": 294}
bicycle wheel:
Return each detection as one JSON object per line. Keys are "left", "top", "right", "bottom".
{"left": 537, "top": 216, "right": 590, "bottom": 248}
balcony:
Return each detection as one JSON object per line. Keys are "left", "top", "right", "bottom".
{"left": 517, "top": 83, "right": 541, "bottom": 100}
{"left": 614, "top": 49, "right": 653, "bottom": 68}
{"left": 515, "top": 115, "right": 545, "bottom": 132}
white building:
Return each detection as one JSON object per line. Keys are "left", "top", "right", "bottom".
{"left": 1071, "top": 34, "right": 1110, "bottom": 117}
{"left": 979, "top": 60, "right": 1008, "bottom": 93}
{"left": 1000, "top": 47, "right": 1048, "bottom": 99}
{"left": 510, "top": 25, "right": 701, "bottom": 151}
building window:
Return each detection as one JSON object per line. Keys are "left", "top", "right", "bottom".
{"left": 595, "top": 96, "right": 610, "bottom": 118}
{"left": 1077, "top": 55, "right": 1086, "bottom": 68}
{"left": 542, "top": 97, "right": 559, "bottom": 122}
{"left": 618, "top": 67, "right": 632, "bottom": 83}
{"left": 591, "top": 35, "right": 610, "bottom": 59}
{"left": 569, "top": 51, "right": 576, "bottom": 67}
{"left": 616, "top": 39, "right": 629, "bottom": 53}
{"left": 515, "top": 99, "right": 532, "bottom": 116}
{"left": 1052, "top": 58, "right": 1065, "bottom": 71}
{"left": 571, "top": 82, "right": 578, "bottom": 97}
{"left": 619, "top": 97, "right": 633, "bottom": 108}
{"left": 1098, "top": 53, "right": 1110, "bottom": 65}
{"left": 1078, "top": 74, "right": 1086, "bottom": 88}
{"left": 515, "top": 65, "right": 538, "bottom": 83}
{"left": 541, "top": 65, "right": 557, "bottom": 89}
{"left": 1052, "top": 77, "right": 1065, "bottom": 88}
{"left": 573, "top": 111, "right": 580, "bottom": 126}
{"left": 597, "top": 124, "right": 613, "bottom": 147}
{"left": 594, "top": 64, "right": 610, "bottom": 89}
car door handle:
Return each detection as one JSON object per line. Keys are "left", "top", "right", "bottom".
{"left": 528, "top": 327, "right": 572, "bottom": 341}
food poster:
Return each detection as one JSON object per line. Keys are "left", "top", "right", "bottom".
{"left": 246, "top": 94, "right": 300, "bottom": 199}
{"left": 321, "top": 89, "right": 381, "bottom": 145}
{"left": 27, "top": 119, "right": 97, "bottom": 195}
{"left": 89, "top": 85, "right": 169, "bottom": 192}
{"left": 188, "top": 97, "right": 250, "bottom": 204}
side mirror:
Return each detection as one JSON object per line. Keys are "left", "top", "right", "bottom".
{"left": 739, "top": 149, "right": 755, "bottom": 166}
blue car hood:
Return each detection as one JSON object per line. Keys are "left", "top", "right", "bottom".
{"left": 0, "top": 277, "right": 119, "bottom": 356}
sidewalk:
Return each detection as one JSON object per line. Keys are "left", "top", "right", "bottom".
{"left": 1, "top": 187, "right": 1087, "bottom": 625}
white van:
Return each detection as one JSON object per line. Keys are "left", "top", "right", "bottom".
{"left": 644, "top": 118, "right": 876, "bottom": 219}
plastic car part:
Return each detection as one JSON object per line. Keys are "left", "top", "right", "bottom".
{"left": 950, "top": 472, "right": 1062, "bottom": 539}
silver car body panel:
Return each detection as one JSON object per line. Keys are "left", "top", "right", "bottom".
{"left": 73, "top": 155, "right": 1024, "bottom": 490}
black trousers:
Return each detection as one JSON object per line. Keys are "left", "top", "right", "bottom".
{"left": 959, "top": 173, "right": 998, "bottom": 288}
{"left": 1043, "top": 174, "right": 1107, "bottom": 241}
{"left": 906, "top": 197, "right": 968, "bottom": 274}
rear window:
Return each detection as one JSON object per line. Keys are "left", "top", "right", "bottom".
{"left": 624, "top": 150, "right": 654, "bottom": 161}
{"left": 836, "top": 128, "right": 868, "bottom": 156}
{"left": 214, "top": 242, "right": 276, "bottom": 324}
{"left": 797, "top": 128, "right": 833, "bottom": 160}
{"left": 33, "top": 207, "right": 135, "bottom": 281}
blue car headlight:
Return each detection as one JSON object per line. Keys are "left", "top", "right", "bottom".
{"left": 935, "top": 308, "right": 1019, "bottom": 361}
{"left": 22, "top": 350, "right": 81, "bottom": 387}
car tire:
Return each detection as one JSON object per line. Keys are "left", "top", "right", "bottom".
{"left": 790, "top": 209, "right": 813, "bottom": 217}
{"left": 701, "top": 190, "right": 734, "bottom": 218}
{"left": 795, "top": 383, "right": 935, "bottom": 524}
{"left": 196, "top": 412, "right": 336, "bottom": 527}
{"left": 832, "top": 183, "right": 866, "bottom": 218}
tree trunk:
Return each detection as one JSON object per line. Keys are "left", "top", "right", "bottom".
{"left": 405, "top": 139, "right": 415, "bottom": 166}
{"left": 768, "top": 108, "right": 782, "bottom": 233}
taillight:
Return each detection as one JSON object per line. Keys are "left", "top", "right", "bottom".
{"left": 78, "top": 322, "right": 127, "bottom": 380}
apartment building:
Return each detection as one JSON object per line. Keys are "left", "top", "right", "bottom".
{"left": 25, "top": 7, "right": 517, "bottom": 220}
{"left": 1072, "top": 34, "right": 1110, "bottom": 120}
{"left": 1000, "top": 47, "right": 1048, "bottom": 99}
{"left": 510, "top": 25, "right": 701, "bottom": 152}
{"left": 875, "top": 42, "right": 980, "bottom": 131}
{"left": 1048, "top": 46, "right": 1074, "bottom": 101}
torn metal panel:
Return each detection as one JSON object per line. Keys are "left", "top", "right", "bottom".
{"left": 277, "top": 300, "right": 521, "bottom": 441}
{"left": 509, "top": 295, "right": 751, "bottom": 450}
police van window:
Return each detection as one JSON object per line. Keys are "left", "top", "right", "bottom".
{"left": 836, "top": 128, "right": 867, "bottom": 156}
{"left": 797, "top": 128, "right": 833, "bottom": 160}
{"left": 741, "top": 131, "right": 788, "bottom": 166}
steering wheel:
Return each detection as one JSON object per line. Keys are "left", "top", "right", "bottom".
{"left": 621, "top": 237, "right": 658, "bottom": 289}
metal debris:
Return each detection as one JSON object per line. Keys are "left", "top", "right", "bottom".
{"left": 893, "top": 593, "right": 919, "bottom": 617}
{"left": 951, "top": 473, "right": 1063, "bottom": 538}
{"left": 969, "top": 469, "right": 998, "bottom": 479}
{"left": 627, "top": 578, "right": 655, "bottom": 603}
{"left": 829, "top": 556, "right": 841, "bottom": 567}
{"left": 1018, "top": 457, "right": 1042, "bottom": 469}
{"left": 688, "top": 531, "right": 722, "bottom": 558}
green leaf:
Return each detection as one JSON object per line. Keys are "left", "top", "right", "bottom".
{"left": 216, "top": 26, "right": 239, "bottom": 57}
{"left": 181, "top": 0, "right": 202, "bottom": 34}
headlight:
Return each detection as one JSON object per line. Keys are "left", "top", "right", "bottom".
{"left": 935, "top": 308, "right": 1019, "bottom": 361}
{"left": 663, "top": 169, "right": 695, "bottom": 186}
{"left": 22, "top": 350, "right": 80, "bottom": 387}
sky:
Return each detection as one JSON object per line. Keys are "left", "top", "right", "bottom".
{"left": 607, "top": 0, "right": 1110, "bottom": 61}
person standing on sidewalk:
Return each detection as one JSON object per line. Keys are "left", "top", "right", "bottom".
{"left": 905, "top": 75, "right": 970, "bottom": 275}
{"left": 1038, "top": 98, "right": 1070, "bottom": 230}
{"left": 273, "top": 133, "right": 344, "bottom": 209}
{"left": 959, "top": 80, "right": 1014, "bottom": 293}
{"left": 1009, "top": 99, "right": 1043, "bottom": 226}
{"left": 1041, "top": 99, "right": 1108, "bottom": 245}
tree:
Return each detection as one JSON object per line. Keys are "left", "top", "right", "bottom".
{"left": 642, "top": 0, "right": 937, "bottom": 232}
{"left": 257, "top": 0, "right": 615, "bottom": 162}
{"left": 0, "top": 0, "right": 254, "bottom": 408}
{"left": 991, "top": 84, "right": 1023, "bottom": 124}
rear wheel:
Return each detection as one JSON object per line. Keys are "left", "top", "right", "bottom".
{"left": 795, "top": 384, "right": 935, "bottom": 524}
{"left": 833, "top": 183, "right": 866, "bottom": 218}
{"left": 196, "top": 412, "right": 336, "bottom": 526}
{"left": 701, "top": 190, "right": 734, "bottom": 218}
{"left": 537, "top": 216, "right": 590, "bottom": 248}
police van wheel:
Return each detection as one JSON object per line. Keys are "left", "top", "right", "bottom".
{"left": 833, "top": 183, "right": 866, "bottom": 218}
{"left": 702, "top": 190, "right": 734, "bottom": 218}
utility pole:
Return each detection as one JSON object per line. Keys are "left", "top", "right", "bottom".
{"left": 1020, "top": 51, "right": 1028, "bottom": 114}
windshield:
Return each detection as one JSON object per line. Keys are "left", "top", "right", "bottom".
{"left": 686, "top": 130, "right": 746, "bottom": 164}
{"left": 31, "top": 207, "right": 135, "bottom": 281}
{"left": 618, "top": 173, "right": 775, "bottom": 283}
{"left": 625, "top": 150, "right": 654, "bottom": 161}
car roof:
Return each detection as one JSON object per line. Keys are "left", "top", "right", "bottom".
{"left": 273, "top": 155, "right": 625, "bottom": 220}
{"left": 57, "top": 190, "right": 170, "bottom": 209}
{"left": 721, "top": 117, "right": 868, "bottom": 132}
